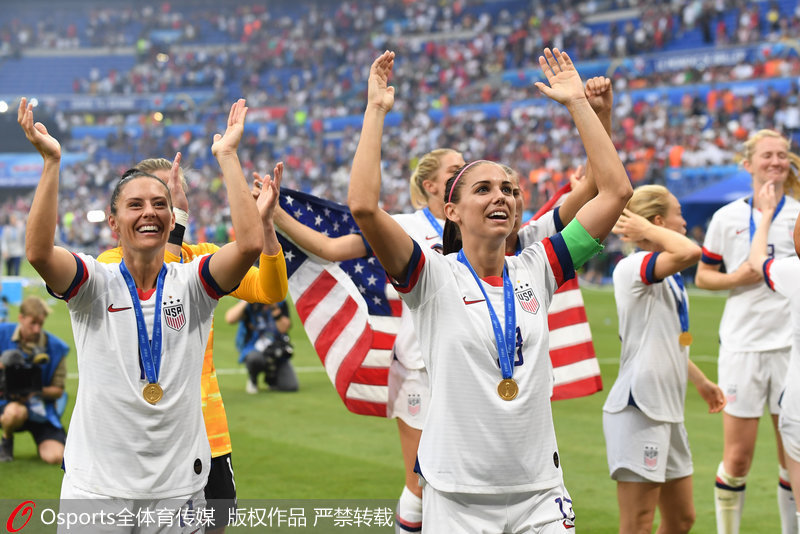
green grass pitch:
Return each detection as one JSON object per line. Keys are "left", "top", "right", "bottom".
{"left": 0, "top": 281, "right": 786, "bottom": 532}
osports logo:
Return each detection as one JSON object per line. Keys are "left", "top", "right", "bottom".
{"left": 163, "top": 304, "right": 186, "bottom": 331}
{"left": 6, "top": 501, "right": 35, "bottom": 532}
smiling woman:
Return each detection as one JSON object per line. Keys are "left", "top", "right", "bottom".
{"left": 347, "top": 49, "right": 631, "bottom": 533}
{"left": 18, "top": 96, "right": 267, "bottom": 526}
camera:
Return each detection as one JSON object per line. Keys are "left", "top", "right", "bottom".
{"left": 0, "top": 349, "right": 43, "bottom": 401}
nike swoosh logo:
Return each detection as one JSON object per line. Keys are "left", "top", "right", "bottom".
{"left": 425, "top": 234, "right": 440, "bottom": 240}
{"left": 735, "top": 228, "right": 748, "bottom": 235}
{"left": 107, "top": 304, "right": 132, "bottom": 313}
{"left": 463, "top": 297, "right": 485, "bottom": 305}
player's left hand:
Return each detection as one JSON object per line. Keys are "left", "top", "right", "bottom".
{"left": 612, "top": 208, "right": 652, "bottom": 243}
{"left": 166, "top": 152, "right": 189, "bottom": 213}
{"left": 584, "top": 76, "right": 613, "bottom": 115}
{"left": 253, "top": 162, "right": 283, "bottom": 223}
{"left": 212, "top": 98, "right": 247, "bottom": 158}
{"left": 697, "top": 379, "right": 727, "bottom": 414}
{"left": 535, "top": 48, "right": 584, "bottom": 106}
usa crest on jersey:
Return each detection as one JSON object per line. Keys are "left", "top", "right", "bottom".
{"left": 163, "top": 302, "right": 186, "bottom": 331}
{"left": 515, "top": 282, "right": 539, "bottom": 314}
{"left": 407, "top": 393, "right": 421, "bottom": 416}
{"left": 643, "top": 443, "right": 659, "bottom": 470}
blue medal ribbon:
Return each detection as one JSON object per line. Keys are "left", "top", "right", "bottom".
{"left": 119, "top": 260, "right": 168, "bottom": 385}
{"left": 666, "top": 273, "right": 689, "bottom": 334}
{"left": 422, "top": 207, "right": 444, "bottom": 238}
{"left": 749, "top": 194, "right": 785, "bottom": 242}
{"left": 457, "top": 250, "right": 516, "bottom": 379}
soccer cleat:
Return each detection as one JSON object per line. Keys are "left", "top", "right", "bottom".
{"left": 0, "top": 435, "right": 13, "bottom": 462}
{"left": 245, "top": 379, "right": 258, "bottom": 394}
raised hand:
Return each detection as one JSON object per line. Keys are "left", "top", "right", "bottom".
{"left": 584, "top": 76, "right": 613, "bottom": 115}
{"left": 568, "top": 164, "right": 585, "bottom": 191}
{"left": 367, "top": 51, "right": 395, "bottom": 114}
{"left": 253, "top": 162, "right": 283, "bottom": 222}
{"left": 612, "top": 208, "right": 652, "bottom": 243}
{"left": 757, "top": 180, "right": 778, "bottom": 215}
{"left": 212, "top": 98, "right": 247, "bottom": 157}
{"left": 534, "top": 48, "right": 585, "bottom": 106}
{"left": 166, "top": 152, "right": 189, "bottom": 212}
{"left": 17, "top": 98, "right": 61, "bottom": 161}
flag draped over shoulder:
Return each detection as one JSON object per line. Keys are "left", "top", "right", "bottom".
{"left": 279, "top": 185, "right": 601, "bottom": 418}
{"left": 531, "top": 183, "right": 603, "bottom": 400}
{"left": 276, "top": 188, "right": 402, "bottom": 417}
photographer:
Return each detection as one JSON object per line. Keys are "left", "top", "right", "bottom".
{"left": 0, "top": 296, "right": 69, "bottom": 464}
{"left": 225, "top": 300, "right": 298, "bottom": 393}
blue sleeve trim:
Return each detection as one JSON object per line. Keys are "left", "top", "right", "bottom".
{"left": 644, "top": 251, "right": 662, "bottom": 284}
{"left": 763, "top": 258, "right": 775, "bottom": 291}
{"left": 392, "top": 240, "right": 424, "bottom": 293}
{"left": 200, "top": 254, "right": 237, "bottom": 298}
{"left": 46, "top": 253, "right": 87, "bottom": 302}
{"left": 553, "top": 206, "right": 564, "bottom": 232}
{"left": 546, "top": 233, "right": 575, "bottom": 285}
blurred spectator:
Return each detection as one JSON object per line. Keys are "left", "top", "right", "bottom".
{"left": 1, "top": 214, "right": 25, "bottom": 277}
{"left": 225, "top": 300, "right": 298, "bottom": 394}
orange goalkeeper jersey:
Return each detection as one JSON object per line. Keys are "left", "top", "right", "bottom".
{"left": 97, "top": 243, "right": 288, "bottom": 457}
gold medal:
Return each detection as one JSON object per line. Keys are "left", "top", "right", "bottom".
{"left": 678, "top": 331, "right": 693, "bottom": 347}
{"left": 142, "top": 383, "right": 164, "bottom": 405}
{"left": 497, "top": 378, "right": 519, "bottom": 401}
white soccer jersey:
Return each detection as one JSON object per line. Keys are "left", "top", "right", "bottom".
{"left": 393, "top": 235, "right": 575, "bottom": 494}
{"left": 604, "top": 251, "right": 689, "bottom": 422}
{"left": 515, "top": 207, "right": 560, "bottom": 250}
{"left": 701, "top": 196, "right": 800, "bottom": 351}
{"left": 55, "top": 253, "right": 222, "bottom": 499}
{"left": 391, "top": 210, "right": 444, "bottom": 370}
{"left": 764, "top": 256, "right": 800, "bottom": 422}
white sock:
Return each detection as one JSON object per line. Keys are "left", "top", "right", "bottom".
{"left": 796, "top": 511, "right": 800, "bottom": 534}
{"left": 779, "top": 466, "right": 797, "bottom": 534}
{"left": 395, "top": 485, "right": 422, "bottom": 533}
{"left": 715, "top": 462, "right": 746, "bottom": 534}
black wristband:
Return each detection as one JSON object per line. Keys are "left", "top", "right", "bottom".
{"left": 168, "top": 223, "right": 185, "bottom": 246}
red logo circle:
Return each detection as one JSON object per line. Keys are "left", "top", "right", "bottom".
{"left": 7, "top": 501, "right": 35, "bottom": 532}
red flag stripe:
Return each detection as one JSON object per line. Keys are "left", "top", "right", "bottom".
{"left": 548, "top": 308, "right": 589, "bottom": 331}
{"left": 550, "top": 341, "right": 596, "bottom": 367}
{"left": 296, "top": 271, "right": 338, "bottom": 322}
{"left": 552, "top": 375, "right": 604, "bottom": 401}
{"left": 345, "top": 398, "right": 389, "bottom": 417}
{"left": 334, "top": 326, "right": 374, "bottom": 398}
{"left": 351, "top": 367, "right": 390, "bottom": 386}
{"left": 313, "top": 297, "right": 360, "bottom": 361}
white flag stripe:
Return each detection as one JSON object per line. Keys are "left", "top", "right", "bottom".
{"left": 369, "top": 315, "right": 402, "bottom": 335}
{"left": 548, "top": 289, "right": 584, "bottom": 314}
{"left": 321, "top": 310, "right": 370, "bottom": 381}
{"left": 553, "top": 357, "right": 602, "bottom": 385}
{"left": 347, "top": 383, "right": 389, "bottom": 403}
{"left": 549, "top": 323, "right": 593, "bottom": 350}
{"left": 363, "top": 349, "right": 393, "bottom": 368}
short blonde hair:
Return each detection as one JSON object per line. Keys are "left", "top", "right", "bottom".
{"left": 626, "top": 184, "right": 671, "bottom": 222}
{"left": 19, "top": 296, "right": 51, "bottom": 320}
{"left": 738, "top": 129, "right": 800, "bottom": 200}
{"left": 409, "top": 148, "right": 460, "bottom": 209}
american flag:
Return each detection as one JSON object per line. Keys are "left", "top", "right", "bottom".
{"left": 277, "top": 188, "right": 401, "bottom": 417}
{"left": 533, "top": 183, "right": 603, "bottom": 400}
{"left": 279, "top": 185, "right": 601, "bottom": 418}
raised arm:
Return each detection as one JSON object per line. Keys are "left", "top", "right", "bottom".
{"left": 747, "top": 181, "right": 778, "bottom": 277}
{"left": 613, "top": 209, "right": 701, "bottom": 278}
{"left": 18, "top": 98, "right": 77, "bottom": 294}
{"left": 207, "top": 99, "right": 263, "bottom": 292}
{"left": 164, "top": 152, "right": 187, "bottom": 259}
{"left": 347, "top": 51, "right": 414, "bottom": 281}
{"left": 535, "top": 49, "right": 631, "bottom": 240}
{"left": 255, "top": 171, "right": 368, "bottom": 262}
{"left": 556, "top": 76, "right": 612, "bottom": 225}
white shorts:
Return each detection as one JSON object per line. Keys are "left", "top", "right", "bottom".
{"left": 718, "top": 347, "right": 789, "bottom": 417}
{"left": 603, "top": 406, "right": 693, "bottom": 483}
{"left": 779, "top": 415, "right": 800, "bottom": 464}
{"left": 387, "top": 357, "right": 430, "bottom": 430}
{"left": 421, "top": 481, "right": 575, "bottom": 533}
{"left": 59, "top": 473, "right": 206, "bottom": 533}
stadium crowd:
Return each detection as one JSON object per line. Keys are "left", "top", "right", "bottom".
{"left": 0, "top": 0, "right": 799, "bottom": 258}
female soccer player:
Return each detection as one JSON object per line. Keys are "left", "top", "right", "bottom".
{"left": 695, "top": 130, "right": 800, "bottom": 534}
{"left": 604, "top": 185, "right": 726, "bottom": 533}
{"left": 749, "top": 179, "right": 800, "bottom": 529}
{"left": 348, "top": 49, "right": 631, "bottom": 532}
{"left": 20, "top": 97, "right": 266, "bottom": 525}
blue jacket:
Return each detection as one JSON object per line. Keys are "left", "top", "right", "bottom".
{"left": 0, "top": 323, "right": 69, "bottom": 428}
